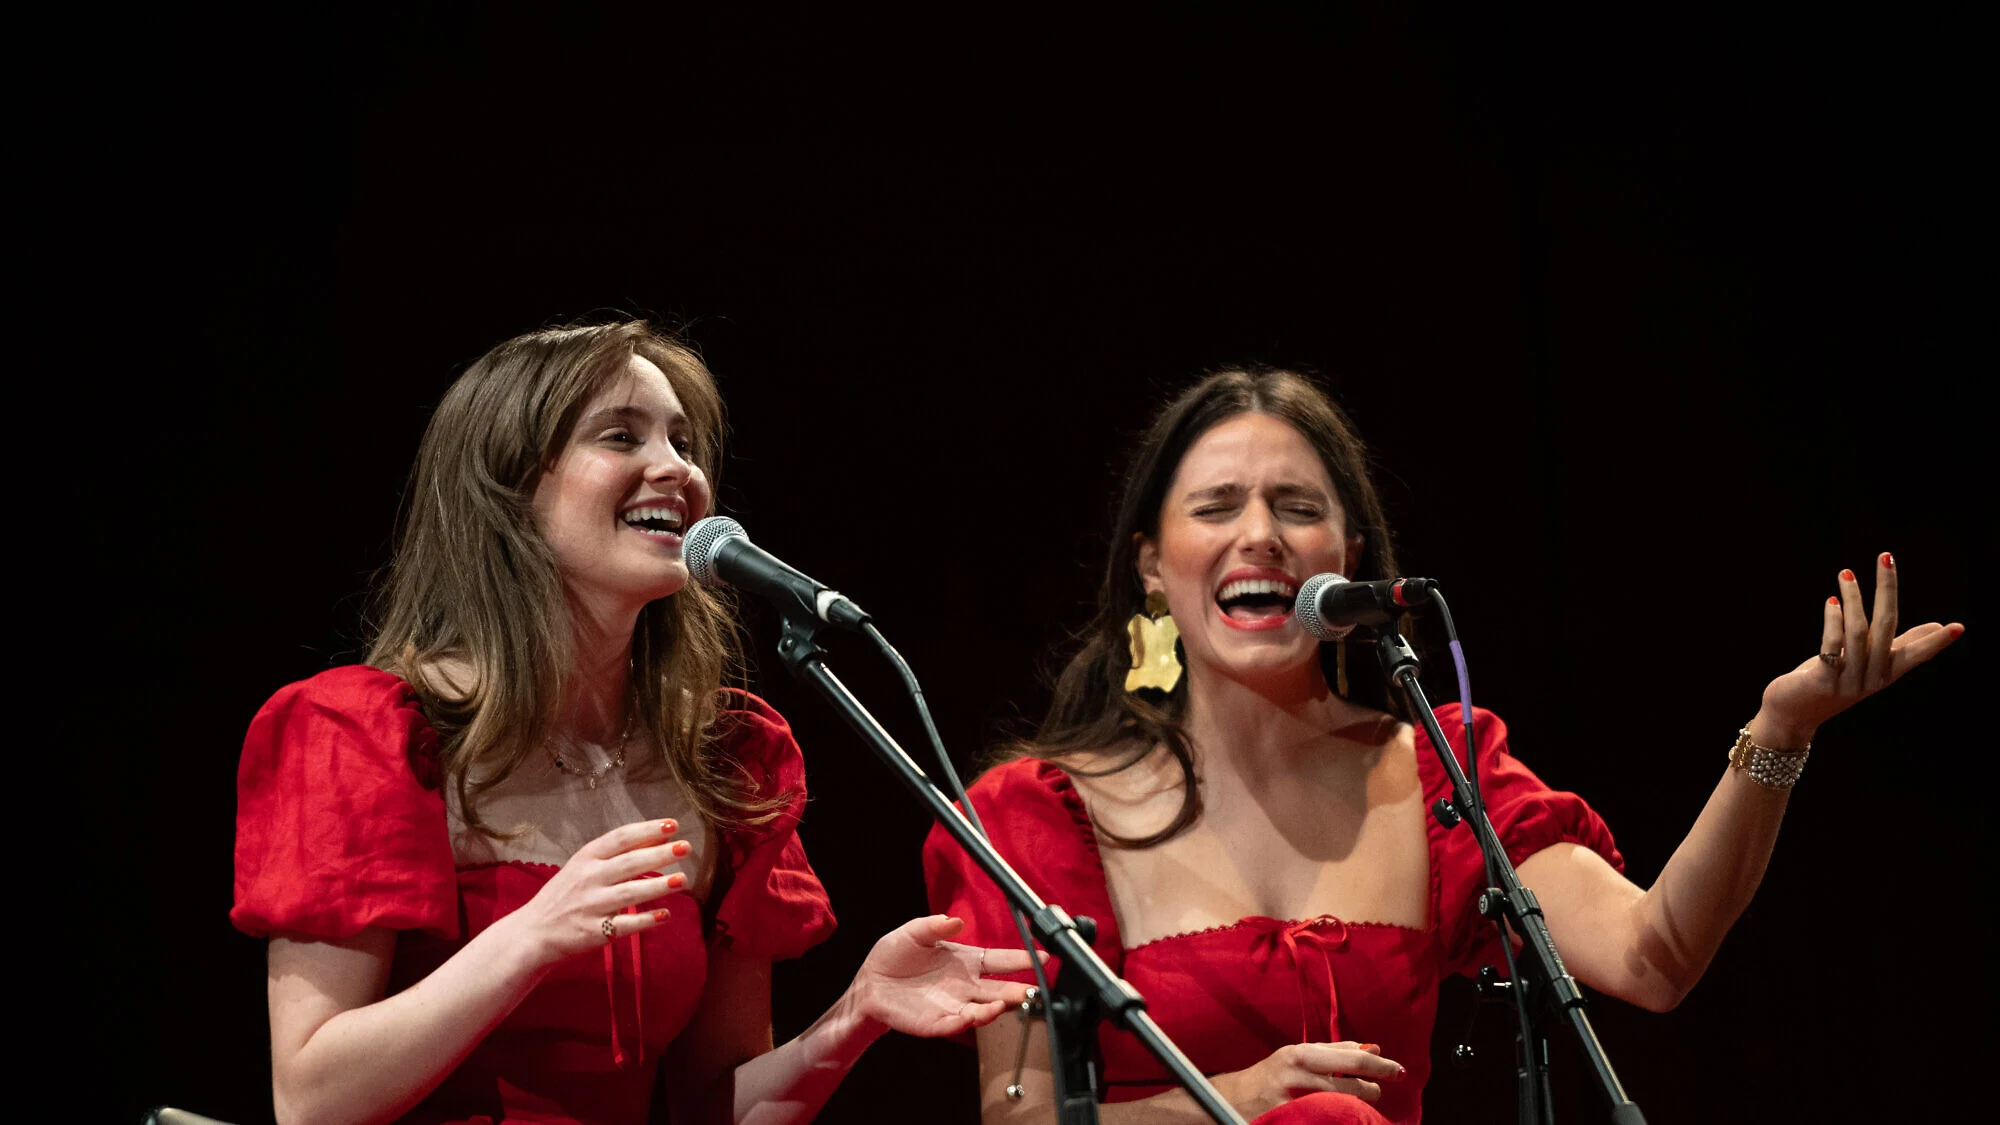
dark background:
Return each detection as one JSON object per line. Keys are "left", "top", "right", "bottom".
{"left": 74, "top": 3, "right": 1987, "bottom": 1122}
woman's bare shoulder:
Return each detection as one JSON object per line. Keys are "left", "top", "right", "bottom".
{"left": 1047, "top": 741, "right": 1188, "bottom": 838}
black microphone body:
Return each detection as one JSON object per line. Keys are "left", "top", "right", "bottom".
{"left": 1294, "top": 573, "right": 1435, "bottom": 639}
{"left": 684, "top": 517, "right": 870, "bottom": 629}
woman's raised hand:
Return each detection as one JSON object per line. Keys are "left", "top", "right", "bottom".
{"left": 509, "top": 818, "right": 691, "bottom": 964}
{"left": 849, "top": 915, "right": 1047, "bottom": 1039}
{"left": 1209, "top": 1041, "right": 1405, "bottom": 1119}
{"left": 1756, "top": 553, "right": 1964, "bottom": 743}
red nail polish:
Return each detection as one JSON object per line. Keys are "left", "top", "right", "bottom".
{"left": 1883, "top": 552, "right": 1895, "bottom": 569}
{"left": 1841, "top": 569, "right": 1855, "bottom": 582}
{"left": 661, "top": 819, "right": 677, "bottom": 835}
{"left": 671, "top": 841, "right": 691, "bottom": 857}
{"left": 666, "top": 873, "right": 687, "bottom": 890}
{"left": 1360, "top": 1043, "right": 1381, "bottom": 1053}
{"left": 1828, "top": 596, "right": 1840, "bottom": 606}
{"left": 652, "top": 908, "right": 670, "bottom": 922}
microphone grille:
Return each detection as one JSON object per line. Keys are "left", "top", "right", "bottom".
{"left": 684, "top": 516, "right": 746, "bottom": 588}
{"left": 1293, "top": 572, "right": 1350, "bottom": 641}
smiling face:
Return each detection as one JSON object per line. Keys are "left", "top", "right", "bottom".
{"left": 1136, "top": 412, "right": 1363, "bottom": 687}
{"left": 531, "top": 354, "right": 713, "bottom": 614}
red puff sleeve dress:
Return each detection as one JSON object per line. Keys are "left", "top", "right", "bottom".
{"left": 922, "top": 705, "right": 1622, "bottom": 1125}
{"left": 232, "top": 666, "right": 837, "bottom": 1125}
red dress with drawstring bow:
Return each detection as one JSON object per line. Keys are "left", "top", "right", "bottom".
{"left": 232, "top": 666, "right": 836, "bottom": 1125}
{"left": 922, "top": 706, "right": 1621, "bottom": 1125}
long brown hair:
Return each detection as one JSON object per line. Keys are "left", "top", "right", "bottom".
{"left": 1006, "top": 366, "right": 1402, "bottom": 848}
{"left": 365, "top": 320, "right": 780, "bottom": 837}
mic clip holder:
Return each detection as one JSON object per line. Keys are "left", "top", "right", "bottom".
{"left": 768, "top": 606, "right": 1244, "bottom": 1125}
{"left": 1372, "top": 624, "right": 1646, "bottom": 1125}
{"left": 1045, "top": 910, "right": 1111, "bottom": 1123}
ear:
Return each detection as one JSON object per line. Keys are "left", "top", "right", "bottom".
{"left": 1133, "top": 532, "right": 1165, "bottom": 595}
{"left": 1346, "top": 532, "right": 1366, "bottom": 572}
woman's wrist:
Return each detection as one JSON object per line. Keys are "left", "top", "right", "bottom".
{"left": 478, "top": 907, "right": 562, "bottom": 986}
{"left": 1202, "top": 1070, "right": 1254, "bottom": 1118}
{"left": 1745, "top": 708, "right": 1818, "bottom": 753}
{"left": 834, "top": 980, "right": 892, "bottom": 1048}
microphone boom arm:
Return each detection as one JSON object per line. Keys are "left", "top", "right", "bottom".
{"left": 771, "top": 611, "right": 1246, "bottom": 1125}
{"left": 1372, "top": 624, "right": 1646, "bottom": 1125}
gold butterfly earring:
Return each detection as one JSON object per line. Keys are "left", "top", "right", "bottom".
{"left": 1125, "top": 589, "right": 1184, "bottom": 694}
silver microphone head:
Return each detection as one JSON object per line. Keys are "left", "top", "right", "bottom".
{"left": 684, "top": 516, "right": 747, "bottom": 588}
{"left": 1293, "top": 572, "right": 1356, "bottom": 642}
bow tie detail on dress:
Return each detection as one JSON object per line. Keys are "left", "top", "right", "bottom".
{"left": 1244, "top": 915, "right": 1350, "bottom": 1044}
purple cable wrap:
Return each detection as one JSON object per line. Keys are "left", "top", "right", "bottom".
{"left": 1448, "top": 638, "right": 1474, "bottom": 767}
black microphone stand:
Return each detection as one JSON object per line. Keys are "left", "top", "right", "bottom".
{"left": 1372, "top": 623, "right": 1646, "bottom": 1125}
{"left": 773, "top": 612, "right": 1246, "bottom": 1125}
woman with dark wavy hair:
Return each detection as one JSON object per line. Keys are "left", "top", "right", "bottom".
{"left": 233, "top": 321, "right": 1038, "bottom": 1125}
{"left": 925, "top": 366, "right": 1963, "bottom": 1124}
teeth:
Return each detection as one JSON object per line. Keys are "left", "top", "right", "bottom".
{"left": 622, "top": 505, "right": 684, "bottom": 530}
{"left": 1217, "top": 578, "right": 1298, "bottom": 602}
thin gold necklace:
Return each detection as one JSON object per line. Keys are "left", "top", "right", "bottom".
{"left": 549, "top": 713, "right": 636, "bottom": 790}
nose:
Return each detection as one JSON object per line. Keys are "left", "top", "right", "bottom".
{"left": 644, "top": 442, "right": 694, "bottom": 487}
{"left": 644, "top": 441, "right": 709, "bottom": 520}
{"left": 1236, "top": 500, "right": 1283, "bottom": 558}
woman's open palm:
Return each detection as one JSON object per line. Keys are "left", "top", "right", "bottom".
{"left": 851, "top": 915, "right": 1045, "bottom": 1038}
{"left": 1760, "top": 552, "right": 1963, "bottom": 735}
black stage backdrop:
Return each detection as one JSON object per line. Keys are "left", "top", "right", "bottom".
{"left": 78, "top": 5, "right": 1987, "bottom": 1123}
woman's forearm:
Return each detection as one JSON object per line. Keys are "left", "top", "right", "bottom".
{"left": 269, "top": 915, "right": 551, "bottom": 1125}
{"left": 729, "top": 987, "right": 886, "bottom": 1125}
{"left": 1627, "top": 709, "right": 1801, "bottom": 1005}
{"left": 1525, "top": 709, "right": 1804, "bottom": 1012}
{"left": 977, "top": 1023, "right": 1263, "bottom": 1125}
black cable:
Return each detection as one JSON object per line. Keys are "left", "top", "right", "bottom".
{"left": 1494, "top": 894, "right": 1540, "bottom": 1121}
{"left": 1426, "top": 589, "right": 1547, "bottom": 1122}
{"left": 1427, "top": 590, "right": 1485, "bottom": 813}
{"left": 860, "top": 623, "right": 1059, "bottom": 1080}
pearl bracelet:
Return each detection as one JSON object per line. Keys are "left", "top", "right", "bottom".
{"left": 1728, "top": 727, "right": 1810, "bottom": 790}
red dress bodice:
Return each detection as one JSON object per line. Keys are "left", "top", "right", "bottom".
{"left": 233, "top": 666, "right": 837, "bottom": 1125}
{"left": 922, "top": 706, "right": 1622, "bottom": 1125}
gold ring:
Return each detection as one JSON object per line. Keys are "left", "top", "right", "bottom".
{"left": 601, "top": 915, "right": 618, "bottom": 943}
{"left": 1817, "top": 651, "right": 1842, "bottom": 666}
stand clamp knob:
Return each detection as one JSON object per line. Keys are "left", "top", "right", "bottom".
{"left": 1432, "top": 797, "right": 1461, "bottom": 829}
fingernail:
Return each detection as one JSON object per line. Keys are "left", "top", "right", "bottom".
{"left": 652, "top": 908, "right": 670, "bottom": 922}
{"left": 661, "top": 819, "right": 678, "bottom": 835}
{"left": 666, "top": 873, "right": 687, "bottom": 890}
{"left": 671, "top": 841, "right": 691, "bottom": 857}
{"left": 1396, "top": 1065, "right": 1407, "bottom": 1077}
{"left": 1882, "top": 552, "right": 1894, "bottom": 569}
{"left": 1841, "top": 569, "right": 1855, "bottom": 582}
{"left": 1360, "top": 1043, "right": 1381, "bottom": 1053}
{"left": 1828, "top": 596, "right": 1840, "bottom": 606}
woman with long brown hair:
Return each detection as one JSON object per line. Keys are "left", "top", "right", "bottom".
{"left": 924, "top": 367, "right": 1964, "bottom": 1124}
{"left": 233, "top": 321, "right": 1038, "bottom": 1125}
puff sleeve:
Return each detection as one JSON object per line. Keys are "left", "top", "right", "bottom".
{"left": 231, "top": 665, "right": 458, "bottom": 941}
{"left": 708, "top": 692, "right": 837, "bottom": 960}
{"left": 922, "top": 758, "right": 1123, "bottom": 988}
{"left": 1430, "top": 704, "right": 1624, "bottom": 976}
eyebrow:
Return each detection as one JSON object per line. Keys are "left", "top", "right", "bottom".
{"left": 576, "top": 403, "right": 686, "bottom": 431}
{"left": 1182, "top": 482, "right": 1331, "bottom": 502}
